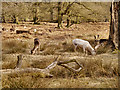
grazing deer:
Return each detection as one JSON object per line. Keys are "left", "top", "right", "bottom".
{"left": 31, "top": 38, "right": 40, "bottom": 55}
{"left": 10, "top": 25, "right": 15, "bottom": 32}
{"left": 94, "top": 35, "right": 109, "bottom": 50}
{"left": 73, "top": 39, "right": 96, "bottom": 55}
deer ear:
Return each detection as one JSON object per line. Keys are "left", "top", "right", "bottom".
{"left": 94, "top": 35, "right": 96, "bottom": 39}
{"left": 97, "top": 35, "right": 99, "bottom": 38}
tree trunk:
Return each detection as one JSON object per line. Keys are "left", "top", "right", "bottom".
{"left": 118, "top": 2, "right": 120, "bottom": 50}
{"left": 2, "top": 15, "right": 6, "bottom": 23}
{"left": 109, "top": 2, "right": 119, "bottom": 48}
{"left": 13, "top": 15, "right": 19, "bottom": 24}
{"left": 109, "top": 1, "right": 119, "bottom": 50}
{"left": 33, "top": 7, "right": 39, "bottom": 24}
{"left": 57, "top": 2, "right": 62, "bottom": 28}
{"left": 33, "top": 15, "right": 38, "bottom": 24}
{"left": 50, "top": 4, "right": 54, "bottom": 22}
{"left": 66, "top": 18, "right": 70, "bottom": 28}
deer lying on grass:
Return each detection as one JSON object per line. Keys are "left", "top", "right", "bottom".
{"left": 94, "top": 35, "right": 109, "bottom": 50}
{"left": 94, "top": 35, "right": 117, "bottom": 51}
{"left": 10, "top": 25, "right": 15, "bottom": 32}
{"left": 73, "top": 39, "right": 96, "bottom": 55}
{"left": 31, "top": 38, "right": 40, "bottom": 55}
{"left": 2, "top": 27, "right": 6, "bottom": 31}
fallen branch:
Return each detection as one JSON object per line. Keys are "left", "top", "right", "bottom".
{"left": 1, "top": 55, "right": 83, "bottom": 77}
{"left": 1, "top": 55, "right": 60, "bottom": 77}
{"left": 15, "top": 54, "right": 22, "bottom": 69}
{"left": 1, "top": 68, "right": 53, "bottom": 77}
{"left": 57, "top": 59, "right": 83, "bottom": 73}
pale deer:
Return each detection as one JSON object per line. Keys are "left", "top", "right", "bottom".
{"left": 73, "top": 39, "right": 96, "bottom": 55}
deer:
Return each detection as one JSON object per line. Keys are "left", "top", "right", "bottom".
{"left": 94, "top": 35, "right": 109, "bottom": 50}
{"left": 94, "top": 35, "right": 117, "bottom": 51}
{"left": 31, "top": 38, "right": 40, "bottom": 55}
{"left": 73, "top": 39, "right": 96, "bottom": 55}
{"left": 2, "top": 27, "right": 6, "bottom": 31}
{"left": 10, "top": 25, "right": 15, "bottom": 32}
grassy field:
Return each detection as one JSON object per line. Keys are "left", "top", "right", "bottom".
{"left": 1, "top": 22, "right": 118, "bottom": 88}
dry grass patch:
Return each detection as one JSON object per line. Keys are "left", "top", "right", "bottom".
{"left": 2, "top": 74, "right": 118, "bottom": 88}
{"left": 40, "top": 42, "right": 62, "bottom": 55}
{"left": 1, "top": 22, "right": 118, "bottom": 88}
{"left": 2, "top": 39, "right": 30, "bottom": 54}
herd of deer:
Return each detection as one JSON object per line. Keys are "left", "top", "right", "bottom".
{"left": 31, "top": 35, "right": 108, "bottom": 55}
{"left": 1, "top": 25, "right": 108, "bottom": 55}
{"left": 2, "top": 25, "right": 15, "bottom": 32}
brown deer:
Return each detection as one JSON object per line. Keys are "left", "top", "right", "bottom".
{"left": 31, "top": 38, "right": 40, "bottom": 55}
{"left": 2, "top": 27, "right": 6, "bottom": 31}
{"left": 94, "top": 35, "right": 109, "bottom": 50}
{"left": 10, "top": 25, "right": 15, "bottom": 32}
{"left": 94, "top": 35, "right": 116, "bottom": 51}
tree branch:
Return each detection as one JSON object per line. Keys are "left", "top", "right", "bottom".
{"left": 61, "top": 2, "right": 75, "bottom": 16}
{"left": 76, "top": 2, "right": 99, "bottom": 16}
{"left": 57, "top": 59, "right": 83, "bottom": 73}
{"left": 59, "top": 64, "right": 82, "bottom": 73}
{"left": 44, "top": 56, "right": 60, "bottom": 72}
{"left": 1, "top": 68, "right": 53, "bottom": 78}
{"left": 15, "top": 55, "right": 22, "bottom": 69}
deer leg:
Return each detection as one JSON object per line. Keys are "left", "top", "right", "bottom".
{"left": 32, "top": 50, "right": 35, "bottom": 55}
{"left": 33, "top": 46, "right": 37, "bottom": 55}
{"left": 83, "top": 47, "right": 86, "bottom": 56}
{"left": 101, "top": 43, "right": 104, "bottom": 47}
{"left": 74, "top": 45, "right": 78, "bottom": 52}
{"left": 37, "top": 47, "right": 39, "bottom": 55}
{"left": 85, "top": 49, "right": 88, "bottom": 56}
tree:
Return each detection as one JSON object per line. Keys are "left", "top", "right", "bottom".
{"left": 57, "top": 2, "right": 62, "bottom": 28}
{"left": 57, "top": 2, "right": 75, "bottom": 28}
{"left": 118, "top": 2, "right": 120, "bottom": 50}
{"left": 109, "top": 1, "right": 120, "bottom": 50}
{"left": 32, "top": 3, "right": 41, "bottom": 24}
{"left": 50, "top": 3, "right": 54, "bottom": 21}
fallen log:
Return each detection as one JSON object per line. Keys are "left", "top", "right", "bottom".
{"left": 1, "top": 55, "right": 83, "bottom": 77}
{"left": 16, "top": 30, "right": 30, "bottom": 34}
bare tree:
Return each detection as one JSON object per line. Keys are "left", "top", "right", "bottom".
{"left": 57, "top": 2, "right": 75, "bottom": 28}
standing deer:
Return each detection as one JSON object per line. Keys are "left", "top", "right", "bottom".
{"left": 94, "top": 35, "right": 109, "bottom": 50}
{"left": 31, "top": 38, "right": 40, "bottom": 55}
{"left": 73, "top": 39, "right": 96, "bottom": 55}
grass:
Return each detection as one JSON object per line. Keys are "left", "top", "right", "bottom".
{"left": 2, "top": 74, "right": 118, "bottom": 88}
{"left": 2, "top": 51, "right": 118, "bottom": 88}
{"left": 2, "top": 53, "right": 118, "bottom": 77}
{"left": 1, "top": 22, "right": 118, "bottom": 88}
{"left": 3, "top": 38, "right": 111, "bottom": 55}
{"left": 61, "top": 39, "right": 75, "bottom": 52}
{"left": 2, "top": 39, "right": 29, "bottom": 54}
